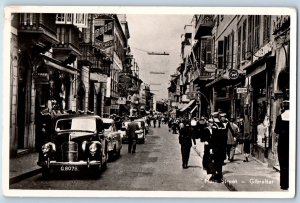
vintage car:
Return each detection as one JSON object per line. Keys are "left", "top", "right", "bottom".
{"left": 37, "top": 114, "right": 108, "bottom": 179}
{"left": 120, "top": 121, "right": 145, "bottom": 144}
{"left": 135, "top": 118, "right": 149, "bottom": 134}
{"left": 102, "top": 118, "right": 122, "bottom": 160}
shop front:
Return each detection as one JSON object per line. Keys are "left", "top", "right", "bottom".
{"left": 34, "top": 55, "right": 80, "bottom": 149}
{"left": 206, "top": 69, "right": 245, "bottom": 117}
{"left": 244, "top": 56, "right": 275, "bottom": 163}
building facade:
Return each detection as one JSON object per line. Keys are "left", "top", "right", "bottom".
{"left": 9, "top": 13, "right": 139, "bottom": 157}
{"left": 169, "top": 14, "right": 290, "bottom": 165}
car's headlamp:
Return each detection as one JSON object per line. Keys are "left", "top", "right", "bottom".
{"left": 42, "top": 142, "right": 56, "bottom": 154}
{"left": 89, "top": 142, "right": 98, "bottom": 153}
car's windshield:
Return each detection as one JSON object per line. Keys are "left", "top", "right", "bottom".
{"left": 55, "top": 117, "right": 96, "bottom": 132}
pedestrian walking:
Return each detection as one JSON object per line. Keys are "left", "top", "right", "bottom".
{"left": 214, "top": 113, "right": 228, "bottom": 164}
{"left": 168, "top": 118, "right": 173, "bottom": 132}
{"left": 206, "top": 112, "right": 227, "bottom": 183}
{"left": 172, "top": 119, "right": 178, "bottom": 134}
{"left": 198, "top": 116, "right": 207, "bottom": 141}
{"left": 201, "top": 119, "right": 215, "bottom": 172}
{"left": 226, "top": 116, "right": 239, "bottom": 162}
{"left": 274, "top": 100, "right": 289, "bottom": 190}
{"left": 178, "top": 120, "right": 192, "bottom": 169}
{"left": 190, "top": 117, "right": 198, "bottom": 146}
{"left": 146, "top": 116, "right": 151, "bottom": 127}
{"left": 243, "top": 115, "right": 251, "bottom": 162}
{"left": 153, "top": 116, "right": 157, "bottom": 128}
{"left": 158, "top": 115, "right": 161, "bottom": 127}
{"left": 126, "top": 116, "right": 140, "bottom": 154}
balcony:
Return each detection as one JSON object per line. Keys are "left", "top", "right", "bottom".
{"left": 18, "top": 13, "right": 58, "bottom": 47}
{"left": 194, "top": 15, "right": 214, "bottom": 39}
{"left": 53, "top": 24, "right": 81, "bottom": 58}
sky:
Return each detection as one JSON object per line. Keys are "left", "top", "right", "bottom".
{"left": 126, "top": 14, "right": 193, "bottom": 100}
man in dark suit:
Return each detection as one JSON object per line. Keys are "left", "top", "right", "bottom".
{"left": 126, "top": 116, "right": 140, "bottom": 153}
{"left": 201, "top": 118, "right": 214, "bottom": 171}
{"left": 209, "top": 113, "right": 227, "bottom": 183}
{"left": 178, "top": 120, "right": 192, "bottom": 169}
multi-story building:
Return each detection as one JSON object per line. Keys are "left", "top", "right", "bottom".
{"left": 192, "top": 15, "right": 215, "bottom": 118}
{"left": 9, "top": 13, "right": 134, "bottom": 157}
{"left": 9, "top": 13, "right": 86, "bottom": 156}
{"left": 169, "top": 14, "right": 290, "bottom": 165}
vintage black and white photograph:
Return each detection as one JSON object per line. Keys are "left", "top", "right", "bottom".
{"left": 2, "top": 6, "right": 296, "bottom": 198}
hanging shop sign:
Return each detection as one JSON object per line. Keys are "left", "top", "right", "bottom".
{"left": 97, "top": 40, "right": 114, "bottom": 50}
{"left": 236, "top": 88, "right": 248, "bottom": 94}
{"left": 228, "top": 69, "right": 239, "bottom": 80}
{"left": 33, "top": 65, "right": 49, "bottom": 84}
{"left": 94, "top": 20, "right": 113, "bottom": 38}
{"left": 90, "top": 73, "right": 107, "bottom": 83}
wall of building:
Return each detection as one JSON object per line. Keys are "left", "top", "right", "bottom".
{"left": 10, "top": 28, "right": 19, "bottom": 156}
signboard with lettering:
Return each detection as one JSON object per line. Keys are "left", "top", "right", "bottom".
{"left": 33, "top": 66, "right": 49, "bottom": 84}
{"left": 228, "top": 69, "right": 239, "bottom": 80}
{"left": 97, "top": 40, "right": 114, "bottom": 50}
{"left": 236, "top": 88, "right": 248, "bottom": 94}
{"left": 90, "top": 73, "right": 107, "bottom": 83}
{"left": 94, "top": 20, "right": 113, "bottom": 38}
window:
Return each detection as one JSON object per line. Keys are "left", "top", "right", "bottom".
{"left": 56, "top": 14, "right": 65, "bottom": 24}
{"left": 254, "top": 15, "right": 261, "bottom": 51}
{"left": 237, "top": 26, "right": 242, "bottom": 67}
{"left": 242, "top": 20, "right": 247, "bottom": 60}
{"left": 224, "top": 36, "right": 229, "bottom": 69}
{"left": 205, "top": 39, "right": 213, "bottom": 64}
{"left": 230, "top": 32, "right": 234, "bottom": 69}
{"left": 217, "top": 40, "right": 224, "bottom": 69}
{"left": 66, "top": 14, "right": 73, "bottom": 24}
{"left": 220, "top": 15, "right": 224, "bottom": 21}
{"left": 74, "top": 14, "right": 88, "bottom": 28}
{"left": 247, "top": 16, "right": 253, "bottom": 58}
{"left": 263, "top": 15, "right": 271, "bottom": 43}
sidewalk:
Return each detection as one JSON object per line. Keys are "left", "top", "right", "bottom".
{"left": 193, "top": 141, "right": 281, "bottom": 191}
{"left": 9, "top": 152, "right": 41, "bottom": 185}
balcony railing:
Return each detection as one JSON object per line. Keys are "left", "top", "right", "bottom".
{"left": 53, "top": 25, "right": 81, "bottom": 54}
{"left": 19, "top": 13, "right": 57, "bottom": 38}
{"left": 195, "top": 15, "right": 214, "bottom": 38}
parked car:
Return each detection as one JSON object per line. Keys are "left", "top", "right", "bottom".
{"left": 102, "top": 118, "right": 122, "bottom": 160}
{"left": 37, "top": 114, "right": 108, "bottom": 179}
{"left": 135, "top": 118, "right": 149, "bottom": 134}
{"left": 119, "top": 121, "right": 145, "bottom": 144}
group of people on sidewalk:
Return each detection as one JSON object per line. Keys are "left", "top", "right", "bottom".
{"left": 175, "top": 100, "right": 289, "bottom": 190}
{"left": 177, "top": 113, "right": 240, "bottom": 183}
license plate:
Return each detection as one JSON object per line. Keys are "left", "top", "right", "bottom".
{"left": 60, "top": 165, "right": 79, "bottom": 172}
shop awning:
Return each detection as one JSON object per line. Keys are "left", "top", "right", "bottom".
{"left": 190, "top": 105, "right": 198, "bottom": 114}
{"left": 42, "top": 54, "right": 80, "bottom": 75}
{"left": 180, "top": 100, "right": 195, "bottom": 112}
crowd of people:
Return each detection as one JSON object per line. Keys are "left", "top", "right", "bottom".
{"left": 169, "top": 113, "right": 244, "bottom": 183}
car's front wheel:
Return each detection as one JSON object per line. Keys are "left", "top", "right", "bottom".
{"left": 89, "top": 165, "right": 101, "bottom": 179}
{"left": 41, "top": 166, "right": 50, "bottom": 179}
{"left": 101, "top": 151, "right": 108, "bottom": 171}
